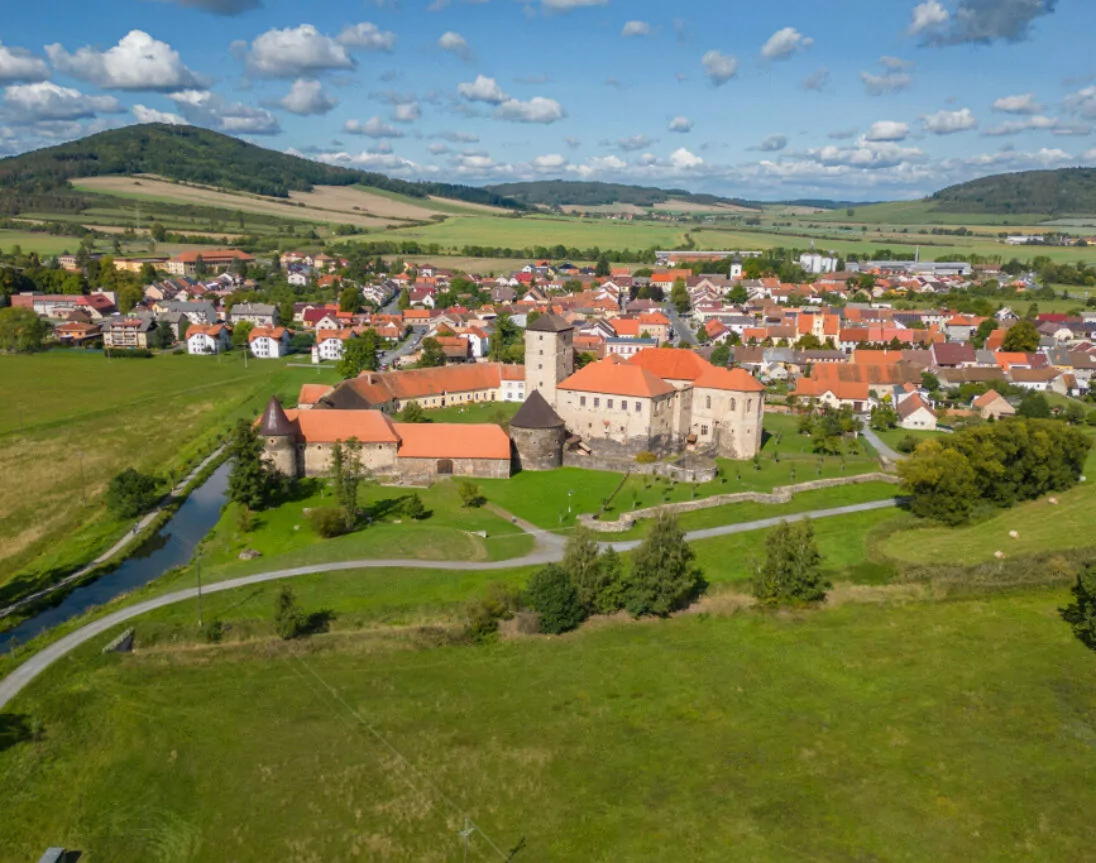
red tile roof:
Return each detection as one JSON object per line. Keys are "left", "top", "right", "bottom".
{"left": 693, "top": 366, "right": 765, "bottom": 393}
{"left": 628, "top": 347, "right": 713, "bottom": 381}
{"left": 283, "top": 408, "right": 401, "bottom": 444}
{"left": 560, "top": 356, "right": 676, "bottom": 398}
{"left": 392, "top": 422, "right": 511, "bottom": 460}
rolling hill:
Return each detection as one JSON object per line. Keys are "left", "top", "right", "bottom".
{"left": 0, "top": 124, "right": 526, "bottom": 212}
{"left": 483, "top": 180, "right": 760, "bottom": 210}
{"left": 929, "top": 168, "right": 1096, "bottom": 216}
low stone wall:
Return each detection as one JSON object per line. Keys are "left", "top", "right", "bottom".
{"left": 561, "top": 452, "right": 717, "bottom": 483}
{"left": 578, "top": 472, "right": 900, "bottom": 533}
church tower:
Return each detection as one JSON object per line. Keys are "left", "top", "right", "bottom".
{"left": 523, "top": 313, "right": 574, "bottom": 408}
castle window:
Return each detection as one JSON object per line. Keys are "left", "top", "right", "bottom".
{"left": 607, "top": 399, "right": 614, "bottom": 409}
{"left": 594, "top": 397, "right": 600, "bottom": 407}
{"left": 701, "top": 425, "right": 709, "bottom": 435}
{"left": 635, "top": 401, "right": 641, "bottom": 412}
{"left": 580, "top": 396, "right": 586, "bottom": 406}
{"left": 706, "top": 395, "right": 711, "bottom": 410}
{"left": 748, "top": 399, "right": 753, "bottom": 412}
{"left": 731, "top": 398, "right": 737, "bottom": 411}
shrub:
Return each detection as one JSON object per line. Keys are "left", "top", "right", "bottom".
{"left": 273, "top": 586, "right": 305, "bottom": 640}
{"left": 634, "top": 451, "right": 657, "bottom": 464}
{"left": 465, "top": 582, "right": 520, "bottom": 643}
{"left": 625, "top": 513, "right": 703, "bottom": 617}
{"left": 106, "top": 468, "right": 160, "bottom": 518}
{"left": 1061, "top": 562, "right": 1096, "bottom": 651}
{"left": 308, "top": 506, "right": 347, "bottom": 538}
{"left": 524, "top": 565, "right": 586, "bottom": 634}
{"left": 401, "top": 493, "right": 428, "bottom": 520}
{"left": 895, "top": 434, "right": 920, "bottom": 454}
{"left": 203, "top": 619, "right": 225, "bottom": 643}
{"left": 236, "top": 505, "right": 254, "bottom": 534}
{"left": 752, "top": 519, "right": 830, "bottom": 607}
{"left": 458, "top": 479, "right": 483, "bottom": 508}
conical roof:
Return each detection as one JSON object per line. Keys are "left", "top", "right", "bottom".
{"left": 258, "top": 395, "right": 297, "bottom": 436}
{"left": 509, "top": 390, "right": 565, "bottom": 429}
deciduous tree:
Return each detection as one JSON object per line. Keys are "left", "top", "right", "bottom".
{"left": 624, "top": 512, "right": 702, "bottom": 617}
{"left": 1002, "top": 320, "right": 1039, "bottom": 353}
{"left": 525, "top": 565, "right": 586, "bottom": 635}
{"left": 752, "top": 519, "right": 829, "bottom": 607}
{"left": 1061, "top": 562, "right": 1096, "bottom": 651}
{"left": 0, "top": 307, "right": 49, "bottom": 353}
{"left": 106, "top": 468, "right": 159, "bottom": 518}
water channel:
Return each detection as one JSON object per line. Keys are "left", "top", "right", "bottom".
{"left": 0, "top": 460, "right": 231, "bottom": 652}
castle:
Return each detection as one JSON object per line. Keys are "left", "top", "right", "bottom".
{"left": 261, "top": 316, "right": 764, "bottom": 481}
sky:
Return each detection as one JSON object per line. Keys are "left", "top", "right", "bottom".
{"left": 1, "top": 0, "right": 1095, "bottom": 201}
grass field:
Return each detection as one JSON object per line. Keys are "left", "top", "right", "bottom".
{"left": 3, "top": 584, "right": 1094, "bottom": 861}
{"left": 0, "top": 351, "right": 338, "bottom": 601}
{"left": 0, "top": 230, "right": 85, "bottom": 256}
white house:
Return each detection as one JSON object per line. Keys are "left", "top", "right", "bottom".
{"left": 314, "top": 330, "right": 355, "bottom": 363}
{"left": 186, "top": 323, "right": 230, "bottom": 355}
{"left": 896, "top": 393, "right": 937, "bottom": 430}
{"left": 287, "top": 271, "right": 310, "bottom": 288}
{"left": 249, "top": 326, "right": 291, "bottom": 359}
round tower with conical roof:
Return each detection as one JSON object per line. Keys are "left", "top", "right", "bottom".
{"left": 259, "top": 395, "right": 300, "bottom": 477}
{"left": 509, "top": 390, "right": 567, "bottom": 471}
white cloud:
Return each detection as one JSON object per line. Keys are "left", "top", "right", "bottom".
{"left": 1065, "top": 86, "right": 1096, "bottom": 119}
{"left": 336, "top": 22, "right": 397, "bottom": 52}
{"left": 532, "top": 153, "right": 568, "bottom": 171}
{"left": 392, "top": 102, "right": 421, "bottom": 123}
{"left": 3, "top": 81, "right": 121, "bottom": 121}
{"left": 496, "top": 96, "right": 565, "bottom": 124}
{"left": 701, "top": 50, "right": 738, "bottom": 86}
{"left": 277, "top": 79, "right": 336, "bottom": 116}
{"left": 457, "top": 74, "right": 509, "bottom": 104}
{"left": 880, "top": 55, "right": 915, "bottom": 70}
{"left": 565, "top": 136, "right": 581, "bottom": 148}
{"left": 438, "top": 32, "right": 472, "bottom": 61}
{"left": 427, "top": 142, "right": 449, "bottom": 154}
{"left": 621, "top": 21, "right": 651, "bottom": 37}
{"left": 0, "top": 42, "right": 49, "bottom": 83}
{"left": 908, "top": 0, "right": 950, "bottom": 36}
{"left": 992, "top": 93, "right": 1042, "bottom": 114}
{"left": 46, "top": 30, "right": 204, "bottom": 91}
{"left": 430, "top": 130, "right": 478, "bottom": 143}
{"left": 132, "top": 104, "right": 188, "bottom": 125}
{"left": 921, "top": 107, "right": 977, "bottom": 134}
{"left": 167, "top": 89, "right": 280, "bottom": 134}
{"left": 237, "top": 25, "right": 355, "bottom": 78}
{"left": 860, "top": 70, "right": 912, "bottom": 96}
{"left": 761, "top": 27, "right": 813, "bottom": 61}
{"left": 541, "top": 0, "right": 608, "bottom": 9}
{"left": 815, "top": 139, "right": 923, "bottom": 169}
{"left": 343, "top": 116, "right": 405, "bottom": 138}
{"left": 1082, "top": 148, "right": 1096, "bottom": 162}
{"left": 617, "top": 134, "right": 653, "bottom": 152}
{"left": 865, "top": 120, "right": 910, "bottom": 142}
{"left": 802, "top": 68, "right": 830, "bottom": 91}
{"left": 757, "top": 134, "right": 788, "bottom": 152}
{"left": 668, "top": 116, "right": 693, "bottom": 133}
{"left": 669, "top": 147, "right": 703, "bottom": 169}
{"left": 317, "top": 149, "right": 429, "bottom": 175}
{"left": 983, "top": 115, "right": 1066, "bottom": 136}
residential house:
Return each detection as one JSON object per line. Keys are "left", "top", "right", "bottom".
{"left": 166, "top": 249, "right": 254, "bottom": 277}
{"left": 103, "top": 316, "right": 154, "bottom": 349}
{"left": 973, "top": 389, "right": 1016, "bottom": 420}
{"left": 249, "top": 326, "right": 291, "bottom": 359}
{"left": 186, "top": 323, "right": 231, "bottom": 355}
{"left": 230, "top": 303, "right": 280, "bottom": 327}
{"left": 896, "top": 393, "right": 937, "bottom": 430}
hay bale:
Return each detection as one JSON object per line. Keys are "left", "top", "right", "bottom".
{"left": 1008, "top": 530, "right": 1020, "bottom": 539}
{"left": 1048, "top": 497, "right": 1059, "bottom": 505}
{"left": 994, "top": 550, "right": 1006, "bottom": 560}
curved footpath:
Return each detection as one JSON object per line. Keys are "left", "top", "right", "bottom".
{"left": 0, "top": 498, "right": 897, "bottom": 711}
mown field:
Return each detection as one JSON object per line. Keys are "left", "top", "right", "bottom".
{"left": 1, "top": 581, "right": 1093, "bottom": 861}
{"left": 0, "top": 351, "right": 337, "bottom": 602}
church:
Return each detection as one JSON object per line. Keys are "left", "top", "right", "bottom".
{"left": 260, "top": 314, "right": 764, "bottom": 481}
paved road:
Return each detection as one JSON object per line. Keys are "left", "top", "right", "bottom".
{"left": 0, "top": 447, "right": 226, "bottom": 621}
{"left": 0, "top": 498, "right": 897, "bottom": 711}
{"left": 860, "top": 426, "right": 903, "bottom": 463}
{"left": 664, "top": 301, "right": 696, "bottom": 346}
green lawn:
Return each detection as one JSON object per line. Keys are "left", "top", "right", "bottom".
{"left": 0, "top": 229, "right": 86, "bottom": 256}
{"left": 190, "top": 477, "right": 534, "bottom": 586}
{"left": 416, "top": 400, "right": 521, "bottom": 424}
{"left": 3, "top": 585, "right": 1094, "bottom": 861}
{"left": 872, "top": 426, "right": 949, "bottom": 452}
{"left": 0, "top": 351, "right": 338, "bottom": 601}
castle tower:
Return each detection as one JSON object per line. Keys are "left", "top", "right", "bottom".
{"left": 524, "top": 313, "right": 574, "bottom": 408}
{"left": 509, "top": 390, "right": 567, "bottom": 471}
{"left": 258, "top": 395, "right": 299, "bottom": 478}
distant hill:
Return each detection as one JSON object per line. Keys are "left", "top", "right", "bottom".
{"left": 929, "top": 168, "right": 1096, "bottom": 215}
{"left": 483, "top": 180, "right": 759, "bottom": 210}
{"left": 0, "top": 124, "right": 525, "bottom": 210}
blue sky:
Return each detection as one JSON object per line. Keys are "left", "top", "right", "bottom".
{"left": 1, "top": 0, "right": 1094, "bottom": 200}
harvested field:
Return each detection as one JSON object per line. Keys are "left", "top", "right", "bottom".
{"left": 286, "top": 185, "right": 442, "bottom": 221}
{"left": 72, "top": 177, "right": 399, "bottom": 229}
{"left": 656, "top": 198, "right": 759, "bottom": 213}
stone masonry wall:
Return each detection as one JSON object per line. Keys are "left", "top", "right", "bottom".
{"left": 577, "top": 472, "right": 900, "bottom": 532}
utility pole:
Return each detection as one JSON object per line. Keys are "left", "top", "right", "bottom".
{"left": 196, "top": 557, "right": 203, "bottom": 629}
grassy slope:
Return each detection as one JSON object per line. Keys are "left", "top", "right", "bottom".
{"left": 2, "top": 587, "right": 1094, "bottom": 861}
{"left": 0, "top": 352, "right": 338, "bottom": 597}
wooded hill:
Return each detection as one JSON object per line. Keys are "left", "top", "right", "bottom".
{"left": 484, "top": 180, "right": 759, "bottom": 209}
{"left": 0, "top": 124, "right": 525, "bottom": 212}
{"left": 929, "top": 168, "right": 1096, "bottom": 215}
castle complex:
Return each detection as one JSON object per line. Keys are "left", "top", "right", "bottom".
{"left": 261, "top": 316, "right": 764, "bottom": 480}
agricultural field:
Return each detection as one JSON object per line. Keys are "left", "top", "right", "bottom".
{"left": 2, "top": 581, "right": 1093, "bottom": 861}
{"left": 0, "top": 351, "right": 337, "bottom": 603}
{"left": 0, "top": 230, "right": 85, "bottom": 257}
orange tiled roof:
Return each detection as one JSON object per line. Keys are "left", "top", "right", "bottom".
{"left": 297, "top": 383, "right": 332, "bottom": 406}
{"left": 628, "top": 347, "right": 713, "bottom": 381}
{"left": 187, "top": 323, "right": 227, "bottom": 337}
{"left": 248, "top": 326, "right": 288, "bottom": 342}
{"left": 694, "top": 366, "right": 765, "bottom": 393}
{"left": 284, "top": 408, "right": 400, "bottom": 444}
{"left": 794, "top": 377, "right": 871, "bottom": 401}
{"left": 559, "top": 356, "right": 676, "bottom": 398}
{"left": 348, "top": 363, "right": 520, "bottom": 402}
{"left": 853, "top": 349, "right": 904, "bottom": 366}
{"left": 171, "top": 249, "right": 253, "bottom": 264}
{"left": 392, "top": 422, "right": 511, "bottom": 460}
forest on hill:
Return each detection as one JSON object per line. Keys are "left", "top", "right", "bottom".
{"left": 484, "top": 179, "right": 758, "bottom": 209}
{"left": 0, "top": 124, "right": 525, "bottom": 215}
{"left": 929, "top": 168, "right": 1096, "bottom": 215}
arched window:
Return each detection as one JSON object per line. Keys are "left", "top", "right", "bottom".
{"left": 436, "top": 459, "right": 454, "bottom": 475}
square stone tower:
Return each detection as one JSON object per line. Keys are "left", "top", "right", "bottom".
{"left": 523, "top": 313, "right": 574, "bottom": 408}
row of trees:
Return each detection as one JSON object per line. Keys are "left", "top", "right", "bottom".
{"left": 898, "top": 417, "right": 1091, "bottom": 524}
